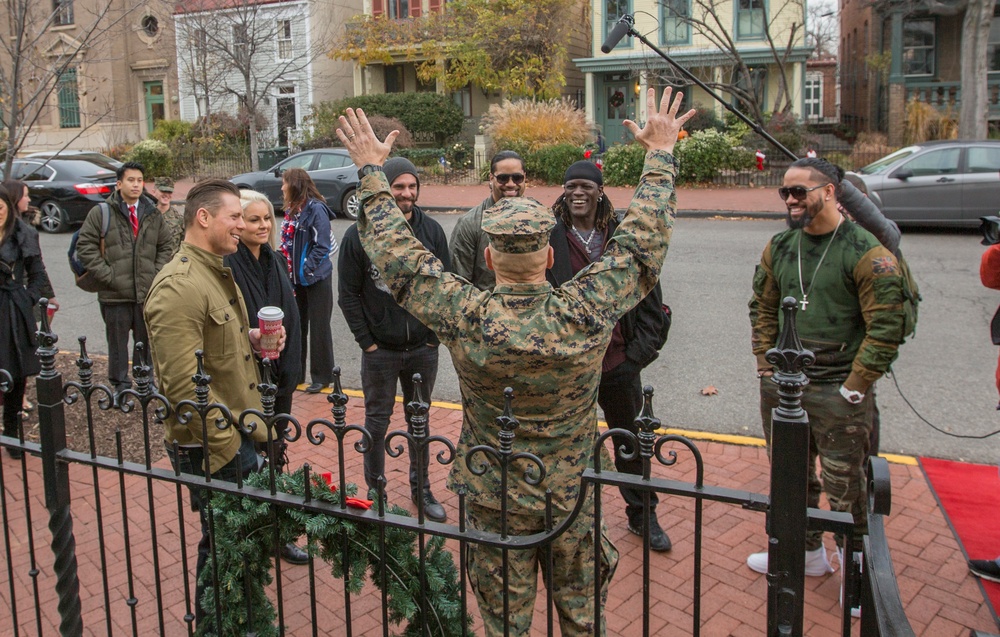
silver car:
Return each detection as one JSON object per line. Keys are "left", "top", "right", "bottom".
{"left": 231, "top": 148, "right": 360, "bottom": 220}
{"left": 857, "top": 139, "right": 1000, "bottom": 227}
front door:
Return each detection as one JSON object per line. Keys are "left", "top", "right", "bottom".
{"left": 596, "top": 73, "right": 635, "bottom": 146}
{"left": 276, "top": 86, "right": 297, "bottom": 147}
{"left": 144, "top": 81, "right": 165, "bottom": 134}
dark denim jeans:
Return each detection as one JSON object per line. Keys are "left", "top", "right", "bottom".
{"left": 166, "top": 435, "right": 260, "bottom": 625}
{"left": 360, "top": 345, "right": 439, "bottom": 496}
{"left": 598, "top": 365, "right": 659, "bottom": 521}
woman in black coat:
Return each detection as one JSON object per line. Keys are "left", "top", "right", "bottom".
{"left": 226, "top": 189, "right": 307, "bottom": 564}
{"left": 0, "top": 184, "right": 48, "bottom": 459}
{"left": 225, "top": 190, "right": 303, "bottom": 460}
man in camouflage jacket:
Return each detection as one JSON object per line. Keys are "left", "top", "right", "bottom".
{"left": 152, "top": 177, "right": 184, "bottom": 257}
{"left": 335, "top": 90, "right": 694, "bottom": 636}
{"left": 748, "top": 158, "right": 905, "bottom": 574}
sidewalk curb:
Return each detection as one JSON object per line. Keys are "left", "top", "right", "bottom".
{"left": 420, "top": 205, "right": 785, "bottom": 220}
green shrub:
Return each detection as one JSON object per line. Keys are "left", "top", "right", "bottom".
{"left": 395, "top": 148, "right": 447, "bottom": 167}
{"left": 675, "top": 129, "right": 742, "bottom": 184}
{"left": 685, "top": 106, "right": 726, "bottom": 134}
{"left": 306, "top": 93, "right": 464, "bottom": 147}
{"left": 124, "top": 139, "right": 172, "bottom": 177}
{"left": 445, "top": 141, "right": 474, "bottom": 169}
{"left": 151, "top": 119, "right": 194, "bottom": 144}
{"left": 602, "top": 143, "right": 646, "bottom": 187}
{"left": 740, "top": 111, "right": 808, "bottom": 157}
{"left": 521, "top": 143, "right": 585, "bottom": 183}
{"left": 483, "top": 99, "right": 592, "bottom": 153}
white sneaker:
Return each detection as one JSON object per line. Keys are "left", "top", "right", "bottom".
{"left": 746, "top": 546, "right": 834, "bottom": 576}
{"left": 838, "top": 549, "right": 863, "bottom": 618}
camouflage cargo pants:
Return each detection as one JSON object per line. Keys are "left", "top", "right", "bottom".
{"left": 466, "top": 495, "right": 619, "bottom": 637}
{"left": 760, "top": 378, "right": 873, "bottom": 551}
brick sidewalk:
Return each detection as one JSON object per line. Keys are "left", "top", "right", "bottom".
{"left": 2, "top": 390, "right": 997, "bottom": 635}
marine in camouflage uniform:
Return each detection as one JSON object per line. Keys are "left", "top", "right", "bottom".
{"left": 339, "top": 90, "right": 692, "bottom": 637}
{"left": 153, "top": 177, "right": 184, "bottom": 257}
{"left": 749, "top": 158, "right": 905, "bottom": 553}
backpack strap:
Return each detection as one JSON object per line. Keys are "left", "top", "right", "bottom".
{"left": 98, "top": 202, "right": 111, "bottom": 257}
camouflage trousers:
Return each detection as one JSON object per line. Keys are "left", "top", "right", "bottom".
{"left": 466, "top": 495, "right": 619, "bottom": 637}
{"left": 760, "top": 378, "right": 873, "bottom": 551}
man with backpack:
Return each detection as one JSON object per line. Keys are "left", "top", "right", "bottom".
{"left": 75, "top": 161, "right": 173, "bottom": 406}
{"left": 547, "top": 160, "right": 673, "bottom": 552}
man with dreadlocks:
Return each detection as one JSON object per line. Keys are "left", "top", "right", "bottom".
{"left": 547, "top": 160, "right": 672, "bottom": 552}
{"left": 747, "top": 157, "right": 905, "bottom": 615}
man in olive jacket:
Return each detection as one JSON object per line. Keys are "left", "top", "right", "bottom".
{"left": 76, "top": 161, "right": 173, "bottom": 403}
{"left": 144, "top": 179, "right": 281, "bottom": 626}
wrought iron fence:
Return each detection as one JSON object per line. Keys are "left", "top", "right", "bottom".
{"left": 0, "top": 299, "right": 916, "bottom": 636}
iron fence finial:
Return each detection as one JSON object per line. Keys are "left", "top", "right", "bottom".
{"left": 36, "top": 297, "right": 58, "bottom": 378}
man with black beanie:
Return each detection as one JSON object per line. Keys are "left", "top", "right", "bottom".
{"left": 548, "top": 160, "right": 672, "bottom": 552}
{"left": 337, "top": 157, "right": 451, "bottom": 522}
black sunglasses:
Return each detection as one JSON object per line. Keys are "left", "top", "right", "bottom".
{"left": 494, "top": 173, "right": 525, "bottom": 185}
{"left": 778, "top": 184, "right": 825, "bottom": 201}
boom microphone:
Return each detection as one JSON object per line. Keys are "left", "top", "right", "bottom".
{"left": 601, "top": 15, "right": 634, "bottom": 53}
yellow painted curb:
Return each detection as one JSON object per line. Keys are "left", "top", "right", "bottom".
{"left": 297, "top": 384, "right": 919, "bottom": 465}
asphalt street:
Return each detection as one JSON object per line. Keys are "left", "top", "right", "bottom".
{"left": 39, "top": 216, "right": 1000, "bottom": 464}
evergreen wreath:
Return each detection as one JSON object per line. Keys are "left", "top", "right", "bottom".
{"left": 197, "top": 468, "right": 469, "bottom": 637}
{"left": 609, "top": 90, "right": 625, "bottom": 108}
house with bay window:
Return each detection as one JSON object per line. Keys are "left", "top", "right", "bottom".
{"left": 840, "top": 0, "right": 1000, "bottom": 144}
{"left": 574, "top": 0, "right": 812, "bottom": 146}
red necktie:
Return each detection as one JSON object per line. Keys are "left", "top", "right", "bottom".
{"left": 129, "top": 204, "right": 138, "bottom": 236}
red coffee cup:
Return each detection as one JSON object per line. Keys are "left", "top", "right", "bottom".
{"left": 47, "top": 302, "right": 58, "bottom": 323}
{"left": 257, "top": 306, "right": 284, "bottom": 360}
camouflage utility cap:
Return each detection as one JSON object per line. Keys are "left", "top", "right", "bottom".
{"left": 482, "top": 196, "right": 555, "bottom": 254}
{"left": 155, "top": 177, "right": 175, "bottom": 192}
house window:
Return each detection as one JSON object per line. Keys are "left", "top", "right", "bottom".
{"left": 804, "top": 73, "right": 822, "bottom": 119}
{"left": 53, "top": 0, "right": 73, "bottom": 26}
{"left": 733, "top": 65, "right": 766, "bottom": 111}
{"left": 233, "top": 24, "right": 250, "bottom": 64}
{"left": 57, "top": 67, "right": 80, "bottom": 128}
{"left": 452, "top": 85, "right": 471, "bottom": 117}
{"left": 277, "top": 19, "right": 293, "bottom": 60}
{"left": 989, "top": 4, "right": 1000, "bottom": 72}
{"left": 385, "top": 65, "right": 405, "bottom": 93}
{"left": 141, "top": 15, "right": 159, "bottom": 37}
{"left": 387, "top": 0, "right": 410, "bottom": 19}
{"left": 903, "top": 18, "right": 935, "bottom": 76}
{"left": 737, "top": 0, "right": 765, "bottom": 39}
{"left": 604, "top": 0, "right": 632, "bottom": 50}
{"left": 661, "top": 0, "right": 690, "bottom": 44}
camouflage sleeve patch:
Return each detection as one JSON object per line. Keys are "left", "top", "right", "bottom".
{"left": 852, "top": 246, "right": 904, "bottom": 382}
{"left": 749, "top": 241, "right": 780, "bottom": 357}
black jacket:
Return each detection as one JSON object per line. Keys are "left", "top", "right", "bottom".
{"left": 338, "top": 206, "right": 450, "bottom": 351}
{"left": 0, "top": 219, "right": 46, "bottom": 379}
{"left": 547, "top": 217, "right": 666, "bottom": 370}
{"left": 224, "top": 242, "right": 303, "bottom": 397}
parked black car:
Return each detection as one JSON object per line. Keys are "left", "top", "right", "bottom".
{"left": 230, "top": 148, "right": 360, "bottom": 220}
{"left": 6, "top": 152, "right": 122, "bottom": 233}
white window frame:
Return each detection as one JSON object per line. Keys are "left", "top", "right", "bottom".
{"left": 277, "top": 19, "right": 293, "bottom": 61}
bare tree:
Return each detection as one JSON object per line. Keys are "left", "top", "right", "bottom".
{"left": 806, "top": 0, "right": 839, "bottom": 57}
{"left": 175, "top": 0, "right": 337, "bottom": 170}
{"left": 958, "top": 0, "right": 994, "bottom": 138}
{"left": 656, "top": 0, "right": 807, "bottom": 123}
{"left": 0, "top": 0, "right": 148, "bottom": 175}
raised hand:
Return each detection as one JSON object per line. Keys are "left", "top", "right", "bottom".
{"left": 336, "top": 108, "right": 399, "bottom": 168}
{"left": 623, "top": 87, "right": 697, "bottom": 155}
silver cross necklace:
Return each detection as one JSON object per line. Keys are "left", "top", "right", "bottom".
{"left": 796, "top": 214, "right": 843, "bottom": 311}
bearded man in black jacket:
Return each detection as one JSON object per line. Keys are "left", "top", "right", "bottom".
{"left": 337, "top": 157, "right": 450, "bottom": 523}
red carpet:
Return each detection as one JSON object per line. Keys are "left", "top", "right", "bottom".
{"left": 921, "top": 457, "right": 1000, "bottom": 621}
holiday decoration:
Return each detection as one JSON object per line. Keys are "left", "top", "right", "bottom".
{"left": 197, "top": 468, "right": 468, "bottom": 637}
{"left": 755, "top": 150, "right": 766, "bottom": 171}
